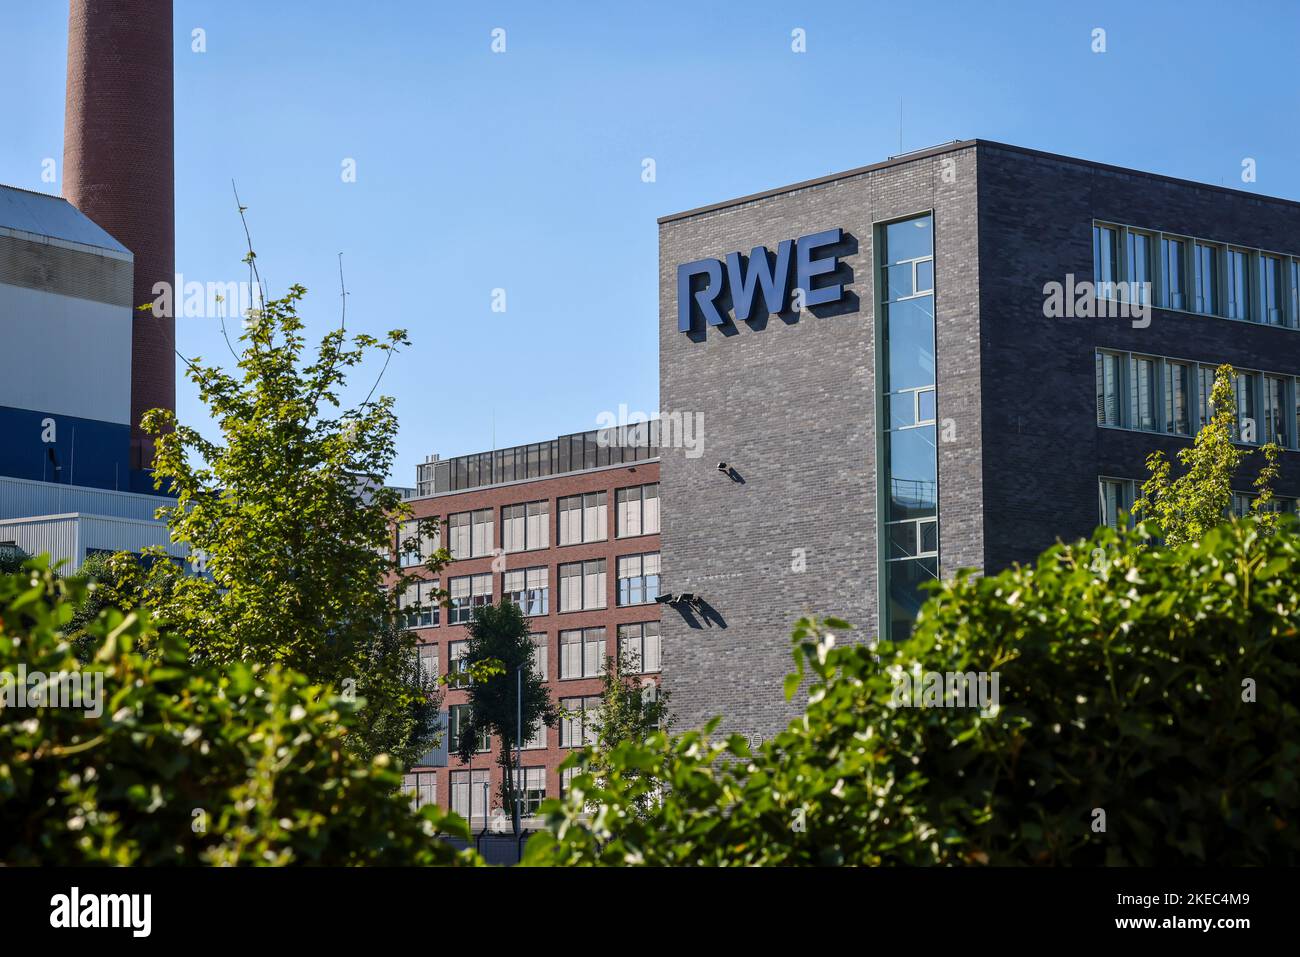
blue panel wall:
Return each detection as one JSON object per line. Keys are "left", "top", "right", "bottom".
{"left": 0, "top": 405, "right": 132, "bottom": 492}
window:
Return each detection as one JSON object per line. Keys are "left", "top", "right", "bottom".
{"left": 558, "top": 492, "right": 607, "bottom": 545}
{"left": 448, "top": 509, "right": 494, "bottom": 558}
{"left": 879, "top": 212, "right": 938, "bottom": 644}
{"left": 1099, "top": 478, "right": 1135, "bottom": 530}
{"left": 398, "top": 578, "right": 439, "bottom": 629}
{"left": 1265, "top": 376, "right": 1288, "bottom": 446}
{"left": 1129, "top": 355, "right": 1157, "bottom": 432}
{"left": 617, "top": 621, "right": 661, "bottom": 674}
{"left": 509, "top": 767, "right": 546, "bottom": 815}
{"left": 502, "top": 501, "right": 549, "bottom": 552}
{"left": 529, "top": 632, "right": 548, "bottom": 680}
{"left": 504, "top": 566, "right": 548, "bottom": 616}
{"left": 1193, "top": 242, "right": 1218, "bottom": 315}
{"left": 1164, "top": 361, "right": 1192, "bottom": 436}
{"left": 560, "top": 627, "right": 606, "bottom": 679}
{"left": 448, "top": 641, "right": 471, "bottom": 684}
{"left": 448, "top": 703, "right": 490, "bottom": 752}
{"left": 1235, "top": 371, "right": 1257, "bottom": 442}
{"left": 616, "top": 552, "right": 661, "bottom": 606}
{"left": 1226, "top": 248, "right": 1251, "bottom": 320}
{"left": 887, "top": 516, "right": 939, "bottom": 561}
{"left": 616, "top": 484, "right": 660, "bottom": 537}
{"left": 397, "top": 519, "right": 438, "bottom": 567}
{"left": 417, "top": 643, "right": 439, "bottom": 681}
{"left": 1198, "top": 365, "right": 1217, "bottom": 429}
{"left": 521, "top": 716, "right": 547, "bottom": 750}
{"left": 1126, "top": 230, "right": 1153, "bottom": 304}
{"left": 1292, "top": 261, "right": 1300, "bottom": 327}
{"left": 1262, "top": 255, "right": 1285, "bottom": 325}
{"left": 450, "top": 769, "right": 491, "bottom": 821}
{"left": 559, "top": 559, "right": 606, "bottom": 612}
{"left": 448, "top": 573, "right": 491, "bottom": 624}
{"left": 560, "top": 695, "right": 602, "bottom": 747}
{"left": 1093, "top": 224, "right": 1120, "bottom": 297}
{"left": 402, "top": 772, "right": 436, "bottom": 812}
{"left": 1096, "top": 351, "right": 1122, "bottom": 427}
{"left": 1161, "top": 237, "right": 1186, "bottom": 310}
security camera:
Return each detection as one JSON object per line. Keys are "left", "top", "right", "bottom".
{"left": 717, "top": 462, "right": 728, "bottom": 472}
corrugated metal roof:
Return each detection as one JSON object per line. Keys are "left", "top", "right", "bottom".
{"left": 0, "top": 184, "right": 130, "bottom": 255}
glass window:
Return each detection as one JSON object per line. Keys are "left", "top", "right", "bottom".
{"left": 449, "top": 768, "right": 491, "bottom": 821}
{"left": 504, "top": 566, "right": 548, "bottom": 616}
{"left": 559, "top": 695, "right": 602, "bottom": 747}
{"left": 1235, "top": 371, "right": 1257, "bottom": 442}
{"left": 398, "top": 578, "right": 439, "bottom": 629}
{"left": 417, "top": 644, "right": 439, "bottom": 681}
{"left": 1129, "top": 355, "right": 1157, "bottom": 432}
{"left": 1099, "top": 478, "right": 1134, "bottom": 530}
{"left": 1126, "top": 230, "right": 1153, "bottom": 304}
{"left": 1262, "top": 255, "right": 1285, "bottom": 325}
{"left": 509, "top": 767, "right": 546, "bottom": 814}
{"left": 885, "top": 425, "right": 937, "bottom": 521}
{"left": 558, "top": 559, "right": 606, "bottom": 612}
{"left": 617, "top": 621, "right": 661, "bottom": 674}
{"left": 882, "top": 296, "right": 936, "bottom": 392}
{"left": 448, "top": 703, "right": 490, "bottom": 752}
{"left": 448, "top": 573, "right": 491, "bottom": 625}
{"left": 616, "top": 552, "right": 661, "bottom": 606}
{"left": 1096, "top": 352, "right": 1122, "bottom": 427}
{"left": 560, "top": 627, "right": 606, "bottom": 679}
{"left": 1093, "top": 224, "right": 1120, "bottom": 296}
{"left": 1264, "top": 375, "right": 1287, "bottom": 446}
{"left": 1193, "top": 242, "right": 1219, "bottom": 315}
{"left": 1198, "top": 365, "right": 1217, "bottom": 430}
{"left": 558, "top": 493, "right": 607, "bottom": 545}
{"left": 1226, "top": 248, "right": 1251, "bottom": 320}
{"left": 397, "top": 519, "right": 438, "bottom": 567}
{"left": 502, "top": 501, "right": 549, "bottom": 552}
{"left": 402, "top": 772, "right": 437, "bottom": 812}
{"left": 1161, "top": 237, "right": 1186, "bottom": 310}
{"left": 1164, "top": 361, "right": 1192, "bottom": 436}
{"left": 616, "top": 484, "right": 660, "bottom": 537}
{"left": 529, "top": 632, "right": 548, "bottom": 681}
{"left": 885, "top": 557, "right": 938, "bottom": 643}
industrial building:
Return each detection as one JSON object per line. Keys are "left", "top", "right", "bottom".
{"left": 0, "top": 0, "right": 179, "bottom": 571}
{"left": 657, "top": 139, "right": 1300, "bottom": 740}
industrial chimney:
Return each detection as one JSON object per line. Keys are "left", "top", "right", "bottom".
{"left": 63, "top": 0, "right": 175, "bottom": 472}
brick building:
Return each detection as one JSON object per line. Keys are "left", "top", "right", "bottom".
{"left": 398, "top": 428, "right": 661, "bottom": 829}
{"left": 658, "top": 139, "right": 1300, "bottom": 741}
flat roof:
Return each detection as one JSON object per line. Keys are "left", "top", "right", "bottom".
{"left": 0, "top": 183, "right": 131, "bottom": 255}
{"left": 657, "top": 139, "right": 1300, "bottom": 225}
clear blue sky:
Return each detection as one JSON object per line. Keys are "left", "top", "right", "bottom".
{"left": 4, "top": 0, "right": 1299, "bottom": 483}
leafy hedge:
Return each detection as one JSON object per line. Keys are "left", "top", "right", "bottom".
{"left": 525, "top": 517, "right": 1300, "bottom": 866}
{"left": 0, "top": 561, "right": 476, "bottom": 866}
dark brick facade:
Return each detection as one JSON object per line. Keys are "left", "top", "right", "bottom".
{"left": 658, "top": 140, "right": 1300, "bottom": 740}
{"left": 404, "top": 460, "right": 661, "bottom": 825}
{"left": 64, "top": 0, "right": 175, "bottom": 469}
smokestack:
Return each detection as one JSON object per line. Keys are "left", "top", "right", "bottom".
{"left": 63, "top": 0, "right": 175, "bottom": 472}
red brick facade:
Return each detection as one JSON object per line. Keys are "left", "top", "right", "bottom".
{"left": 63, "top": 0, "right": 176, "bottom": 469}
{"left": 403, "top": 459, "right": 660, "bottom": 826}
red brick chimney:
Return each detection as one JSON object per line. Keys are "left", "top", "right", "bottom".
{"left": 63, "top": 0, "right": 175, "bottom": 471}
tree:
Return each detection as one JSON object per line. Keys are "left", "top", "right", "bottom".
{"left": 454, "top": 599, "right": 556, "bottom": 836}
{"left": 525, "top": 516, "right": 1300, "bottom": 866}
{"left": 0, "top": 561, "right": 476, "bottom": 866}
{"left": 1133, "top": 363, "right": 1282, "bottom": 544}
{"left": 586, "top": 649, "right": 673, "bottom": 819}
{"left": 128, "top": 247, "right": 450, "bottom": 765}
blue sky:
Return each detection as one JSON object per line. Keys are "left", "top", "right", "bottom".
{"left": 4, "top": 0, "right": 1299, "bottom": 483}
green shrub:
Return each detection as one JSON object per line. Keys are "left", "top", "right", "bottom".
{"left": 0, "top": 561, "right": 477, "bottom": 866}
{"left": 525, "top": 517, "right": 1300, "bottom": 866}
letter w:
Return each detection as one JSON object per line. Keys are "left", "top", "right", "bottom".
{"left": 726, "top": 241, "right": 793, "bottom": 322}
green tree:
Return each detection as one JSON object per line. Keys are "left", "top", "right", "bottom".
{"left": 585, "top": 649, "right": 673, "bottom": 820}
{"left": 1133, "top": 363, "right": 1282, "bottom": 544}
{"left": 454, "top": 599, "right": 556, "bottom": 836}
{"left": 0, "top": 560, "right": 477, "bottom": 866}
{"left": 129, "top": 263, "right": 449, "bottom": 766}
{"left": 525, "top": 516, "right": 1300, "bottom": 866}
